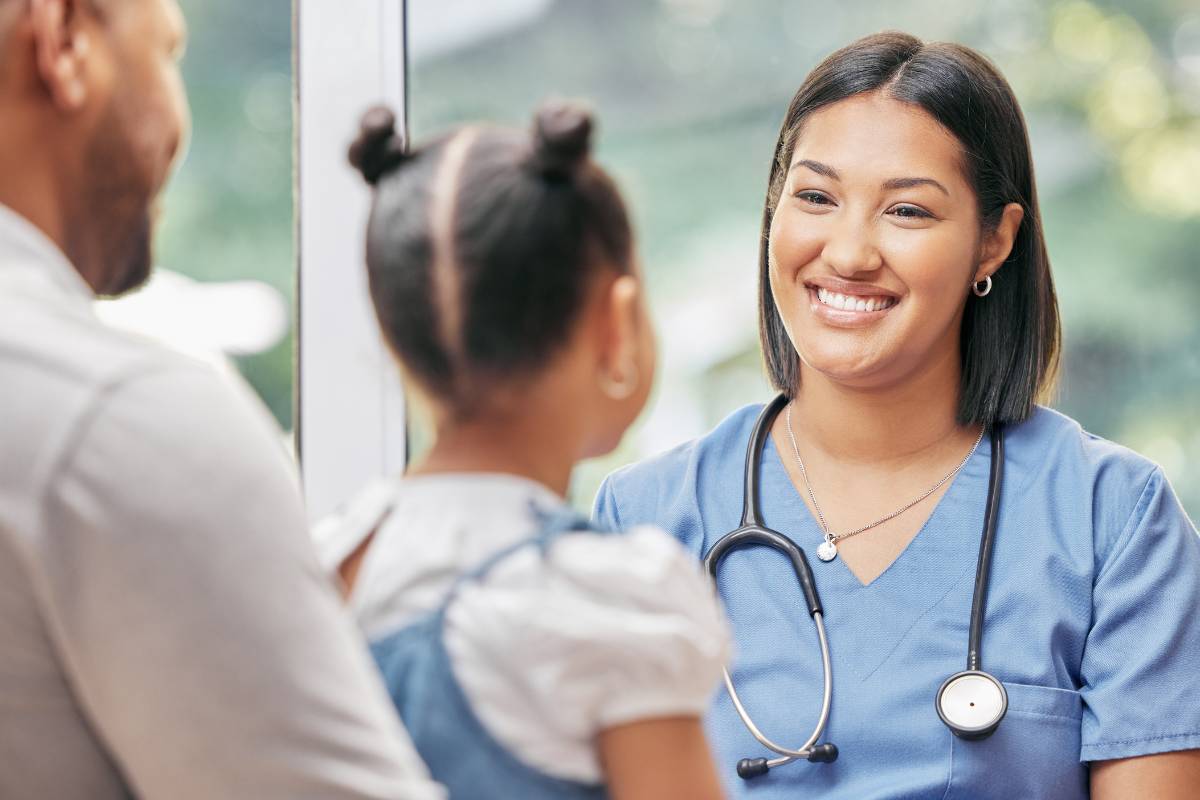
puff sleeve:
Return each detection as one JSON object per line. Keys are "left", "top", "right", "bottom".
{"left": 443, "top": 525, "right": 731, "bottom": 782}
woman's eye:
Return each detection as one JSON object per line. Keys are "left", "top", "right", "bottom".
{"left": 796, "top": 191, "right": 833, "bottom": 206}
{"left": 888, "top": 204, "right": 933, "bottom": 220}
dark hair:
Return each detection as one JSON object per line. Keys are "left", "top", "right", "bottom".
{"left": 349, "top": 101, "right": 634, "bottom": 417}
{"left": 760, "top": 31, "right": 1060, "bottom": 426}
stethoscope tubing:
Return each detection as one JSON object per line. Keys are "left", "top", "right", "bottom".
{"left": 968, "top": 423, "right": 1004, "bottom": 672}
{"left": 721, "top": 609, "right": 833, "bottom": 766}
{"left": 704, "top": 392, "right": 835, "bottom": 769}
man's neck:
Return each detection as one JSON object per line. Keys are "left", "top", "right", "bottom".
{"left": 0, "top": 119, "right": 101, "bottom": 293}
{"left": 0, "top": 168, "right": 64, "bottom": 251}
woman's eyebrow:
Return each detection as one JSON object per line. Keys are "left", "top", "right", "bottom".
{"left": 789, "top": 161, "right": 949, "bottom": 196}
{"left": 882, "top": 176, "right": 950, "bottom": 195}
{"left": 790, "top": 159, "right": 840, "bottom": 180}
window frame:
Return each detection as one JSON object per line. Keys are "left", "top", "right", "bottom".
{"left": 294, "top": 0, "right": 409, "bottom": 520}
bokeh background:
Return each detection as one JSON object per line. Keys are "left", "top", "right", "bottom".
{"left": 153, "top": 0, "right": 1199, "bottom": 519}
{"left": 145, "top": 0, "right": 295, "bottom": 425}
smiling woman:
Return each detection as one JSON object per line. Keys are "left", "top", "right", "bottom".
{"left": 760, "top": 37, "right": 1058, "bottom": 426}
{"left": 595, "top": 30, "right": 1200, "bottom": 800}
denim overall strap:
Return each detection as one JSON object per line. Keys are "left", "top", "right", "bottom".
{"left": 369, "top": 500, "right": 612, "bottom": 799}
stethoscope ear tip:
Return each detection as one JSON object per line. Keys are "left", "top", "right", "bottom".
{"left": 737, "top": 758, "right": 770, "bottom": 779}
{"left": 807, "top": 743, "right": 838, "bottom": 763}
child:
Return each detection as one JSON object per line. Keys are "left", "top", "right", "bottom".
{"left": 315, "top": 102, "right": 730, "bottom": 800}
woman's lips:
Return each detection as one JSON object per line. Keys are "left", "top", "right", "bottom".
{"left": 807, "top": 286, "right": 898, "bottom": 327}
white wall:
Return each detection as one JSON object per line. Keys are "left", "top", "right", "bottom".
{"left": 295, "top": 0, "right": 408, "bottom": 520}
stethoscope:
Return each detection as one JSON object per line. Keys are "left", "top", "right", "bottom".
{"left": 702, "top": 394, "right": 1008, "bottom": 780}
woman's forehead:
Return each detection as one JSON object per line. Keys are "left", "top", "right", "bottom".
{"left": 789, "top": 93, "right": 967, "bottom": 189}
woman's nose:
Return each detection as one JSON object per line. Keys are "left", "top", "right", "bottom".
{"left": 820, "top": 214, "right": 883, "bottom": 276}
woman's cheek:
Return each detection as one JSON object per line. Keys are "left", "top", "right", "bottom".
{"left": 769, "top": 212, "right": 823, "bottom": 293}
{"left": 882, "top": 225, "right": 975, "bottom": 294}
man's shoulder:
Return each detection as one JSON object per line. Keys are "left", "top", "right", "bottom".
{"left": 0, "top": 293, "right": 280, "bottom": 517}
{"left": 0, "top": 284, "right": 187, "bottom": 397}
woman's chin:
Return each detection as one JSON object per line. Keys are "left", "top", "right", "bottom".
{"left": 797, "top": 348, "right": 895, "bottom": 389}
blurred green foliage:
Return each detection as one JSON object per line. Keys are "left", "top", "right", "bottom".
{"left": 160, "top": 0, "right": 294, "bottom": 427}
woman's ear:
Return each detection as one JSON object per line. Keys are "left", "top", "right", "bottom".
{"left": 595, "top": 274, "right": 642, "bottom": 401}
{"left": 974, "top": 202, "right": 1025, "bottom": 284}
{"left": 29, "top": 0, "right": 94, "bottom": 111}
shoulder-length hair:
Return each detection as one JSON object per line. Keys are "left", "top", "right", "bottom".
{"left": 759, "top": 31, "right": 1060, "bottom": 426}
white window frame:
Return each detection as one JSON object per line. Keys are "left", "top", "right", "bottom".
{"left": 295, "top": 0, "right": 408, "bottom": 520}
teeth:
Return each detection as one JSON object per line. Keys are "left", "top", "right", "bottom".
{"left": 815, "top": 288, "right": 895, "bottom": 313}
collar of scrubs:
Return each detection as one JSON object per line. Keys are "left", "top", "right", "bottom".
{"left": 755, "top": 429, "right": 993, "bottom": 685}
{"left": 0, "top": 202, "right": 95, "bottom": 303}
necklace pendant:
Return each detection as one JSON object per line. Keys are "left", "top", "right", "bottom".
{"left": 816, "top": 539, "right": 838, "bottom": 562}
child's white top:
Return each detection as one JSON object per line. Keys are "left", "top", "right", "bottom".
{"left": 313, "top": 473, "right": 731, "bottom": 784}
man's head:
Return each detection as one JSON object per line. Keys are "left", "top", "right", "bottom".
{"left": 0, "top": 0, "right": 189, "bottom": 296}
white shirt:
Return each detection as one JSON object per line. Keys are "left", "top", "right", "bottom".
{"left": 0, "top": 204, "right": 445, "bottom": 800}
{"left": 314, "top": 473, "right": 732, "bottom": 784}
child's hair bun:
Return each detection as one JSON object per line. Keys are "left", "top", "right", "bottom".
{"left": 529, "top": 101, "right": 593, "bottom": 180}
{"left": 349, "top": 106, "right": 409, "bottom": 186}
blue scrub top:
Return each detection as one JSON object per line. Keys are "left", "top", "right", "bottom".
{"left": 594, "top": 404, "right": 1200, "bottom": 799}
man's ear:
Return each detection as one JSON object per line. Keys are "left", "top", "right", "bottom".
{"left": 29, "top": 0, "right": 92, "bottom": 111}
{"left": 975, "top": 202, "right": 1025, "bottom": 284}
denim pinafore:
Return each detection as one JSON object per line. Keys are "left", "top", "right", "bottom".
{"left": 369, "top": 507, "right": 610, "bottom": 800}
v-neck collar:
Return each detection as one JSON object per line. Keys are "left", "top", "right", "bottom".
{"left": 758, "top": 432, "right": 992, "bottom": 683}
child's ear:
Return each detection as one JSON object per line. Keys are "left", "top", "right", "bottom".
{"left": 595, "top": 274, "right": 642, "bottom": 401}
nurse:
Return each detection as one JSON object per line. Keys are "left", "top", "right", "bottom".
{"left": 595, "top": 31, "right": 1200, "bottom": 799}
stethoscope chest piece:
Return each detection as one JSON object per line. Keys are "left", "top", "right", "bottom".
{"left": 936, "top": 670, "right": 1007, "bottom": 740}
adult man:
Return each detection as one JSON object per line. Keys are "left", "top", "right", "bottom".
{"left": 0, "top": 1, "right": 443, "bottom": 797}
